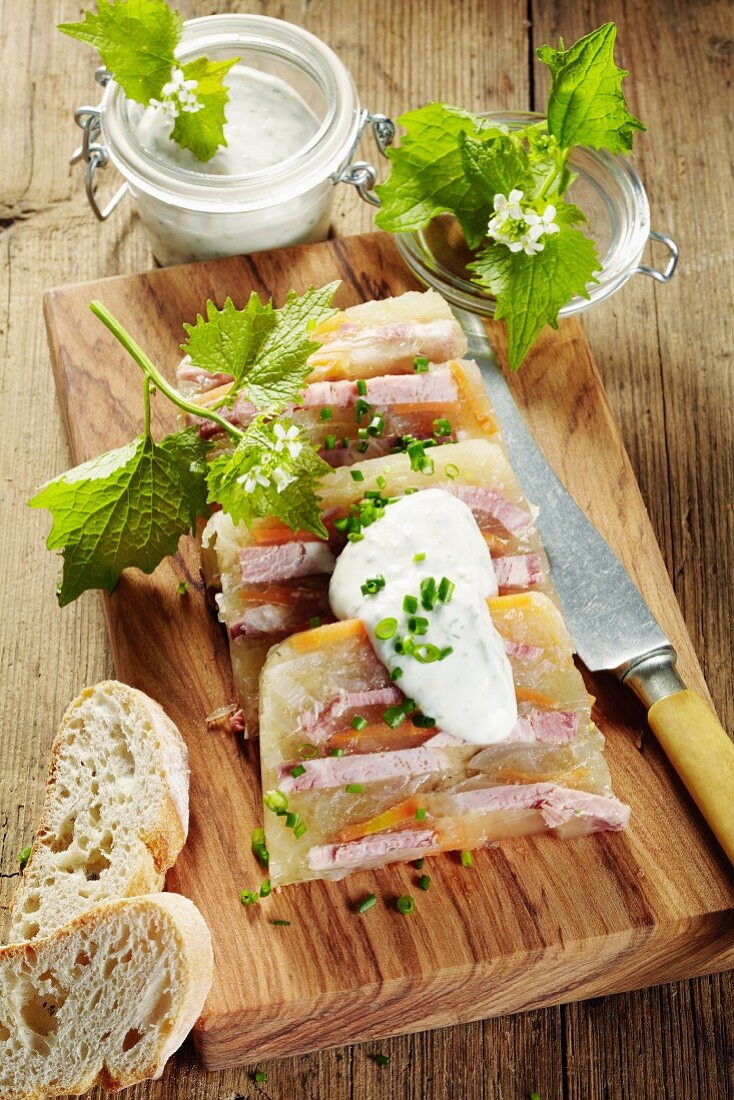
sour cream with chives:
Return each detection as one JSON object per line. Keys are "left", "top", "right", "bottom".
{"left": 329, "top": 489, "right": 517, "bottom": 745}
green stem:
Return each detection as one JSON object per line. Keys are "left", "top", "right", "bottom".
{"left": 143, "top": 377, "right": 152, "bottom": 439}
{"left": 89, "top": 301, "right": 244, "bottom": 443}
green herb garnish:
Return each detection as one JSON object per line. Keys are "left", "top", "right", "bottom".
{"left": 375, "top": 24, "right": 644, "bottom": 369}
{"left": 357, "top": 893, "right": 377, "bottom": 913}
{"left": 351, "top": 716, "right": 368, "bottom": 731}
{"left": 460, "top": 849, "right": 474, "bottom": 868}
{"left": 396, "top": 895, "right": 415, "bottom": 915}
{"left": 413, "top": 356, "right": 430, "bottom": 373}
{"left": 17, "top": 846, "right": 32, "bottom": 871}
{"left": 419, "top": 874, "right": 431, "bottom": 891}
{"left": 251, "top": 828, "right": 269, "bottom": 868}
{"left": 290, "top": 764, "right": 306, "bottom": 779}
{"left": 345, "top": 783, "right": 364, "bottom": 794}
{"left": 373, "top": 1053, "right": 391, "bottom": 1067}
{"left": 240, "top": 889, "right": 259, "bottom": 906}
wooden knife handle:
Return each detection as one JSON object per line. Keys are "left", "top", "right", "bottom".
{"left": 648, "top": 690, "right": 734, "bottom": 866}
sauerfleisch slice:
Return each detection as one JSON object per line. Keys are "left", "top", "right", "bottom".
{"left": 205, "top": 439, "right": 553, "bottom": 735}
{"left": 259, "top": 593, "right": 628, "bottom": 886}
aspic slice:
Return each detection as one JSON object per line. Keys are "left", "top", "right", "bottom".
{"left": 205, "top": 439, "right": 553, "bottom": 734}
{"left": 259, "top": 593, "right": 627, "bottom": 887}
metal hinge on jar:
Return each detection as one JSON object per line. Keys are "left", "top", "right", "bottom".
{"left": 330, "top": 109, "right": 395, "bottom": 206}
{"left": 70, "top": 68, "right": 128, "bottom": 221}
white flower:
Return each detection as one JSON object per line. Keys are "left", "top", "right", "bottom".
{"left": 150, "top": 65, "right": 203, "bottom": 119}
{"left": 273, "top": 423, "right": 303, "bottom": 459}
{"left": 487, "top": 192, "right": 561, "bottom": 257}
{"left": 272, "top": 466, "right": 296, "bottom": 494}
{"left": 237, "top": 464, "right": 270, "bottom": 494}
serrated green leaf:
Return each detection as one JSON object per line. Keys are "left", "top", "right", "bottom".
{"left": 469, "top": 210, "right": 600, "bottom": 371}
{"left": 59, "top": 0, "right": 182, "bottom": 105}
{"left": 459, "top": 131, "right": 532, "bottom": 212}
{"left": 170, "top": 56, "right": 238, "bottom": 162}
{"left": 181, "top": 282, "right": 340, "bottom": 412}
{"left": 375, "top": 103, "right": 508, "bottom": 249}
{"left": 182, "top": 295, "right": 276, "bottom": 383}
{"left": 538, "top": 22, "right": 645, "bottom": 153}
{"left": 29, "top": 428, "right": 210, "bottom": 606}
{"left": 206, "top": 417, "right": 331, "bottom": 539}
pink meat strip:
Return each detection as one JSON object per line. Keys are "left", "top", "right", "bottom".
{"left": 310, "top": 319, "right": 465, "bottom": 367}
{"left": 240, "top": 542, "right": 335, "bottom": 584}
{"left": 449, "top": 485, "right": 534, "bottom": 533}
{"left": 452, "top": 783, "right": 630, "bottom": 831}
{"left": 304, "top": 366, "right": 457, "bottom": 409}
{"left": 493, "top": 553, "right": 544, "bottom": 589}
{"left": 301, "top": 687, "right": 404, "bottom": 741}
{"left": 509, "top": 710, "right": 579, "bottom": 744}
{"left": 308, "top": 828, "right": 437, "bottom": 872}
{"left": 503, "top": 639, "right": 546, "bottom": 662}
{"left": 176, "top": 360, "right": 234, "bottom": 391}
{"left": 229, "top": 603, "right": 297, "bottom": 638}
{"left": 278, "top": 743, "right": 446, "bottom": 793}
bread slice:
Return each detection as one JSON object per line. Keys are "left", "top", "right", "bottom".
{"left": 0, "top": 893, "right": 213, "bottom": 1099}
{"left": 9, "top": 681, "right": 189, "bottom": 943}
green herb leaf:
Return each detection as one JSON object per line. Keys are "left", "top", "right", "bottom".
{"left": 30, "top": 428, "right": 210, "bottom": 606}
{"left": 469, "top": 203, "right": 600, "bottom": 370}
{"left": 17, "top": 846, "right": 32, "bottom": 871}
{"left": 206, "top": 416, "right": 332, "bottom": 538}
{"left": 182, "top": 283, "right": 339, "bottom": 411}
{"left": 375, "top": 103, "right": 506, "bottom": 249}
{"left": 59, "top": 0, "right": 182, "bottom": 105}
{"left": 538, "top": 22, "right": 645, "bottom": 154}
{"left": 170, "top": 55, "right": 238, "bottom": 162}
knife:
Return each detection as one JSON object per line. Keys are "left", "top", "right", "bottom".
{"left": 453, "top": 307, "right": 734, "bottom": 865}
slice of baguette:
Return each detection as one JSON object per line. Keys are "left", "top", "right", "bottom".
{"left": 0, "top": 893, "right": 213, "bottom": 1099}
{"left": 9, "top": 681, "right": 189, "bottom": 943}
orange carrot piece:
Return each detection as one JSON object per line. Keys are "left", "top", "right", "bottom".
{"left": 290, "top": 619, "right": 366, "bottom": 653}
{"left": 333, "top": 796, "right": 423, "bottom": 844}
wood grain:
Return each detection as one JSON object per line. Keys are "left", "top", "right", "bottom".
{"left": 41, "top": 232, "right": 734, "bottom": 1074}
{"left": 1, "top": 0, "right": 731, "bottom": 1096}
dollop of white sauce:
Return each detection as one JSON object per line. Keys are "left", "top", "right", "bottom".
{"left": 136, "top": 64, "right": 320, "bottom": 176}
{"left": 329, "top": 489, "right": 517, "bottom": 745}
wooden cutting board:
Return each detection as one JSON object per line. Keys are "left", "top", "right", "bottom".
{"left": 43, "top": 231, "right": 733, "bottom": 1072}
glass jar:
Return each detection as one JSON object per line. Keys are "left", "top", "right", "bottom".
{"left": 362, "top": 111, "right": 679, "bottom": 316}
{"left": 72, "top": 14, "right": 363, "bottom": 265}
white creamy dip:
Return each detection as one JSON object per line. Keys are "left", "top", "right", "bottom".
{"left": 329, "top": 489, "right": 517, "bottom": 745}
{"left": 136, "top": 65, "right": 320, "bottom": 176}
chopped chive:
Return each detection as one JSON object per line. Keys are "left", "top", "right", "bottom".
{"left": 17, "top": 845, "right": 31, "bottom": 871}
{"left": 413, "top": 356, "right": 430, "bottom": 372}
{"left": 403, "top": 594, "right": 418, "bottom": 614}
{"left": 350, "top": 469, "right": 365, "bottom": 482}
{"left": 375, "top": 617, "right": 398, "bottom": 640}
{"left": 373, "top": 1053, "right": 391, "bottom": 1067}
{"left": 396, "top": 894, "right": 415, "bottom": 915}
{"left": 358, "top": 427, "right": 369, "bottom": 440}
{"left": 440, "top": 646, "right": 454, "bottom": 660}
{"left": 324, "top": 434, "right": 336, "bottom": 450}
{"left": 251, "top": 829, "right": 270, "bottom": 868}
{"left": 329, "top": 748, "right": 345, "bottom": 759}
{"left": 412, "top": 714, "right": 436, "bottom": 728}
{"left": 356, "top": 378, "right": 367, "bottom": 395}
{"left": 342, "top": 436, "right": 350, "bottom": 448}
{"left": 413, "top": 643, "right": 442, "bottom": 664}
{"left": 358, "top": 441, "right": 369, "bottom": 453}
{"left": 438, "top": 576, "right": 455, "bottom": 603}
{"left": 320, "top": 406, "right": 333, "bottom": 420}
{"left": 308, "top": 616, "right": 321, "bottom": 628}
{"left": 176, "top": 581, "right": 189, "bottom": 595}
{"left": 356, "top": 397, "right": 371, "bottom": 423}
{"left": 404, "top": 486, "right": 419, "bottom": 495}
{"left": 357, "top": 892, "right": 377, "bottom": 914}
{"left": 445, "top": 463, "right": 460, "bottom": 479}
{"left": 415, "top": 807, "right": 427, "bottom": 821}
{"left": 297, "top": 743, "right": 319, "bottom": 759}
{"left": 363, "top": 489, "right": 382, "bottom": 499}
{"left": 420, "top": 576, "right": 437, "bottom": 610}
{"left": 351, "top": 715, "right": 368, "bottom": 731}
{"left": 264, "top": 789, "right": 288, "bottom": 815}
{"left": 347, "top": 532, "right": 365, "bottom": 542}
{"left": 376, "top": 475, "right": 387, "bottom": 489}
{"left": 334, "top": 516, "right": 349, "bottom": 533}
{"left": 290, "top": 764, "right": 306, "bottom": 779}
{"left": 346, "top": 783, "right": 364, "bottom": 794}
{"left": 367, "top": 414, "right": 385, "bottom": 437}
{"left": 293, "top": 821, "right": 307, "bottom": 839}
{"left": 271, "top": 919, "right": 291, "bottom": 926}
{"left": 460, "top": 849, "right": 474, "bottom": 868}
{"left": 254, "top": 1070, "right": 268, "bottom": 1083}
{"left": 285, "top": 811, "right": 300, "bottom": 830}
{"left": 240, "top": 889, "right": 259, "bottom": 906}
{"left": 413, "top": 551, "right": 426, "bottom": 563}
{"left": 414, "top": 858, "right": 424, "bottom": 869}
{"left": 419, "top": 874, "right": 431, "bottom": 891}
{"left": 433, "top": 417, "right": 452, "bottom": 437}
{"left": 361, "top": 574, "right": 386, "bottom": 597}
{"left": 390, "top": 666, "right": 403, "bottom": 681}
{"left": 407, "top": 614, "right": 429, "bottom": 635}
{"left": 260, "top": 879, "right": 271, "bottom": 898}
{"left": 383, "top": 699, "right": 415, "bottom": 729}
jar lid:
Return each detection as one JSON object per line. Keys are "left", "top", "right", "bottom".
{"left": 394, "top": 111, "right": 651, "bottom": 318}
{"left": 100, "top": 14, "right": 361, "bottom": 212}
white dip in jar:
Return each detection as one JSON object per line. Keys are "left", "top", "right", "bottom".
{"left": 96, "top": 15, "right": 362, "bottom": 265}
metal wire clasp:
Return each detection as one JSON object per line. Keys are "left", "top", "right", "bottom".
{"left": 70, "top": 68, "right": 128, "bottom": 222}
{"left": 331, "top": 110, "right": 395, "bottom": 207}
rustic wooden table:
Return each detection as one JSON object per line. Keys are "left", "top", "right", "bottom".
{"left": 1, "top": 1, "right": 731, "bottom": 1097}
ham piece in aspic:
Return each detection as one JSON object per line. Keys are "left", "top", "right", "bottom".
{"left": 180, "top": 288, "right": 630, "bottom": 887}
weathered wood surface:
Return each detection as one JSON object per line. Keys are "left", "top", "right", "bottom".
{"left": 42, "top": 229, "right": 734, "bottom": 1070}
{"left": 1, "top": 1, "right": 731, "bottom": 1098}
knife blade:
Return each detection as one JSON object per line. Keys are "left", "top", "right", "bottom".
{"left": 453, "top": 306, "right": 734, "bottom": 864}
